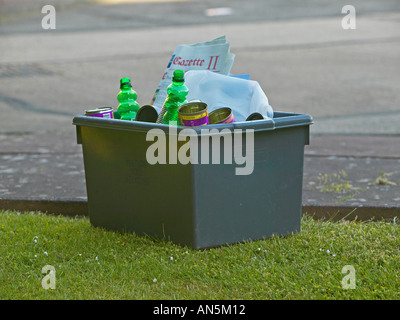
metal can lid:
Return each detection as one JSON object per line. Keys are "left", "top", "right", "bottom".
{"left": 209, "top": 107, "right": 232, "bottom": 124}
{"left": 178, "top": 102, "right": 208, "bottom": 115}
{"left": 85, "top": 107, "right": 113, "bottom": 114}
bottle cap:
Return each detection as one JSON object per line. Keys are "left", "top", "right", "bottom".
{"left": 172, "top": 70, "right": 184, "bottom": 82}
{"left": 120, "top": 77, "right": 132, "bottom": 88}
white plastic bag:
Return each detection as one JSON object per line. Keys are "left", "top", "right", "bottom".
{"left": 184, "top": 70, "right": 274, "bottom": 122}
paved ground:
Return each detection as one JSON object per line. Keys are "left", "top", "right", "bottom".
{"left": 0, "top": 0, "right": 399, "bottom": 220}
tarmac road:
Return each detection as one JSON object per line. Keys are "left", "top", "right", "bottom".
{"left": 0, "top": 0, "right": 399, "bottom": 135}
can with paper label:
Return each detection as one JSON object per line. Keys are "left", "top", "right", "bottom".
{"left": 209, "top": 107, "right": 234, "bottom": 124}
{"left": 85, "top": 107, "right": 114, "bottom": 119}
{"left": 178, "top": 102, "right": 209, "bottom": 127}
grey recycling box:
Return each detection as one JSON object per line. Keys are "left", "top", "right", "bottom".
{"left": 73, "top": 111, "right": 312, "bottom": 249}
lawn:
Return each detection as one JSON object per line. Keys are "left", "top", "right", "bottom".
{"left": 0, "top": 210, "right": 399, "bottom": 300}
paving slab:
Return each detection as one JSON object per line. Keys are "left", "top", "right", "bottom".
{"left": 0, "top": 130, "right": 399, "bottom": 221}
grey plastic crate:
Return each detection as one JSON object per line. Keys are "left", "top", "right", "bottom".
{"left": 73, "top": 111, "right": 312, "bottom": 249}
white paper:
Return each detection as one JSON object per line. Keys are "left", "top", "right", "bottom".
{"left": 151, "top": 36, "right": 235, "bottom": 108}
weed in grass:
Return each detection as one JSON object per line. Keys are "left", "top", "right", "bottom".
{"left": 317, "top": 170, "right": 366, "bottom": 204}
{"left": 369, "top": 171, "right": 397, "bottom": 186}
{"left": 317, "top": 170, "right": 353, "bottom": 193}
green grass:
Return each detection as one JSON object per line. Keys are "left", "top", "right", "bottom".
{"left": 0, "top": 210, "right": 399, "bottom": 299}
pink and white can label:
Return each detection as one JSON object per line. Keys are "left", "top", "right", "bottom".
{"left": 85, "top": 107, "right": 114, "bottom": 119}
{"left": 209, "top": 107, "right": 235, "bottom": 124}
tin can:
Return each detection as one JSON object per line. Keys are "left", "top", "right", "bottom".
{"left": 85, "top": 107, "right": 114, "bottom": 119}
{"left": 246, "top": 112, "right": 269, "bottom": 121}
{"left": 208, "top": 107, "right": 235, "bottom": 124}
{"left": 136, "top": 105, "right": 160, "bottom": 123}
{"left": 178, "top": 102, "right": 209, "bottom": 127}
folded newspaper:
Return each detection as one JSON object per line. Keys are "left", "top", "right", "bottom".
{"left": 151, "top": 36, "right": 235, "bottom": 108}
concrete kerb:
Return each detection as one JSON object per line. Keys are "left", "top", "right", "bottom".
{"left": 302, "top": 204, "right": 400, "bottom": 223}
{"left": 0, "top": 197, "right": 88, "bottom": 218}
{"left": 1, "top": 198, "right": 399, "bottom": 223}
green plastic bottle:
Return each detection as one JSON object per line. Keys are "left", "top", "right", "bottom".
{"left": 117, "top": 77, "right": 140, "bottom": 121}
{"left": 161, "top": 70, "right": 189, "bottom": 125}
